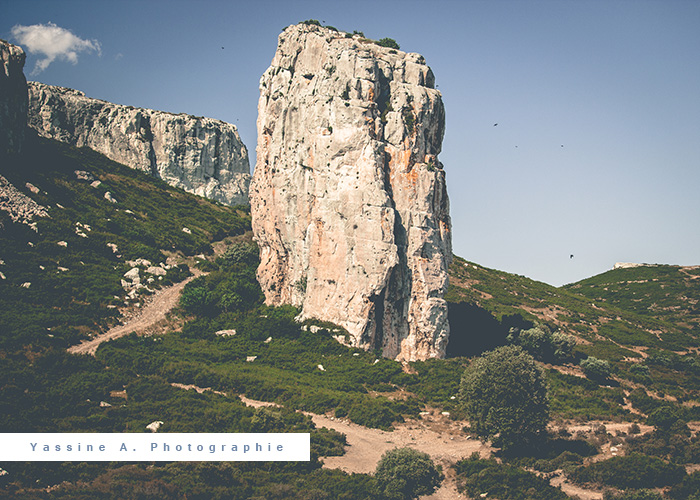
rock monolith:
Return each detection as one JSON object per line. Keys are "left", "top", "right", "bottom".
{"left": 250, "top": 24, "right": 452, "bottom": 361}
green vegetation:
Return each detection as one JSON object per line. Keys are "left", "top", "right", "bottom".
{"left": 569, "top": 453, "right": 686, "bottom": 489}
{"left": 507, "top": 323, "right": 576, "bottom": 363}
{"left": 546, "top": 369, "right": 629, "bottom": 420}
{"left": 2, "top": 134, "right": 700, "bottom": 498}
{"left": 459, "top": 346, "right": 550, "bottom": 449}
{"left": 604, "top": 491, "right": 665, "bottom": 500}
{"left": 454, "top": 453, "right": 568, "bottom": 500}
{"left": 668, "top": 471, "right": 700, "bottom": 500}
{"left": 566, "top": 265, "right": 700, "bottom": 332}
{"left": 580, "top": 356, "right": 613, "bottom": 382}
{"left": 377, "top": 37, "right": 400, "bottom": 50}
{"left": 374, "top": 447, "right": 442, "bottom": 499}
{"left": 0, "top": 134, "right": 247, "bottom": 351}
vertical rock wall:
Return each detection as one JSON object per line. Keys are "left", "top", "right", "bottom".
{"left": 0, "top": 40, "right": 27, "bottom": 156}
{"left": 250, "top": 24, "right": 452, "bottom": 361}
{"left": 27, "top": 82, "right": 251, "bottom": 206}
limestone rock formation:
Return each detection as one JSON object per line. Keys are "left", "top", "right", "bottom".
{"left": 250, "top": 24, "right": 452, "bottom": 361}
{"left": 0, "top": 40, "right": 28, "bottom": 156}
{"left": 27, "top": 82, "right": 251, "bottom": 205}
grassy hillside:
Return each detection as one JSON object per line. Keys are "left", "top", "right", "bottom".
{"left": 0, "top": 132, "right": 248, "bottom": 350}
{"left": 566, "top": 264, "right": 700, "bottom": 335}
{"left": 1, "top": 137, "right": 699, "bottom": 498}
{"left": 447, "top": 256, "right": 700, "bottom": 418}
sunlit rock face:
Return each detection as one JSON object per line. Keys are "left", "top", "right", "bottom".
{"left": 27, "top": 82, "right": 250, "bottom": 205}
{"left": 250, "top": 24, "right": 452, "bottom": 361}
{"left": 0, "top": 40, "right": 27, "bottom": 156}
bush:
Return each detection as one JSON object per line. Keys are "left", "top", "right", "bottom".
{"left": 647, "top": 406, "right": 684, "bottom": 430}
{"left": 374, "top": 447, "right": 442, "bottom": 500}
{"left": 569, "top": 453, "right": 685, "bottom": 489}
{"left": 508, "top": 324, "right": 576, "bottom": 363}
{"left": 220, "top": 242, "right": 258, "bottom": 267}
{"left": 668, "top": 471, "right": 700, "bottom": 500}
{"left": 377, "top": 37, "right": 400, "bottom": 50}
{"left": 603, "top": 490, "right": 665, "bottom": 500}
{"left": 580, "top": 356, "right": 612, "bottom": 382}
{"left": 455, "top": 453, "right": 568, "bottom": 500}
{"left": 459, "top": 345, "right": 549, "bottom": 450}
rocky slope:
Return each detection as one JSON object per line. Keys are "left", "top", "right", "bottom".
{"left": 250, "top": 24, "right": 452, "bottom": 361}
{"left": 27, "top": 82, "right": 251, "bottom": 205}
{"left": 0, "top": 40, "right": 27, "bottom": 156}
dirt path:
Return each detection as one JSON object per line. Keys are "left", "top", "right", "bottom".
{"left": 68, "top": 273, "right": 199, "bottom": 355}
{"left": 309, "top": 411, "right": 489, "bottom": 499}
{"left": 236, "top": 395, "right": 489, "bottom": 499}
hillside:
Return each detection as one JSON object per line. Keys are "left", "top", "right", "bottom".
{"left": 566, "top": 264, "right": 700, "bottom": 335}
{"left": 1, "top": 136, "right": 699, "bottom": 500}
{"left": 0, "top": 132, "right": 248, "bottom": 352}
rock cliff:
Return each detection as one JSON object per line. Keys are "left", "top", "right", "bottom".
{"left": 250, "top": 24, "right": 452, "bottom": 361}
{"left": 0, "top": 40, "right": 27, "bottom": 156}
{"left": 27, "top": 82, "right": 251, "bottom": 205}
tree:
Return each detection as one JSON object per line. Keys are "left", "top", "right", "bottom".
{"left": 374, "top": 447, "right": 442, "bottom": 500}
{"left": 459, "top": 345, "right": 550, "bottom": 450}
{"left": 579, "top": 356, "right": 612, "bottom": 382}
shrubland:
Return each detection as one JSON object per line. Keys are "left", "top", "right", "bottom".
{"left": 1, "top": 137, "right": 700, "bottom": 498}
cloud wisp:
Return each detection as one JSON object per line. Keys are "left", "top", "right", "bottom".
{"left": 11, "top": 22, "right": 101, "bottom": 74}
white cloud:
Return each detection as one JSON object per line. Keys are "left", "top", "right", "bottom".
{"left": 11, "top": 22, "right": 101, "bottom": 74}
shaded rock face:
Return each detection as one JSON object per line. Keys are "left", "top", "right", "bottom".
{"left": 27, "top": 82, "right": 250, "bottom": 205}
{"left": 0, "top": 40, "right": 28, "bottom": 156}
{"left": 250, "top": 24, "right": 452, "bottom": 361}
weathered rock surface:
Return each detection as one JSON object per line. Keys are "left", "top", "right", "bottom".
{"left": 27, "top": 82, "right": 251, "bottom": 205}
{"left": 0, "top": 40, "right": 28, "bottom": 156}
{"left": 0, "top": 174, "right": 48, "bottom": 227}
{"left": 250, "top": 24, "right": 452, "bottom": 361}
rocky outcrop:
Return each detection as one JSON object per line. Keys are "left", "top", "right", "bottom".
{"left": 0, "top": 174, "right": 48, "bottom": 227}
{"left": 250, "top": 24, "right": 452, "bottom": 361}
{"left": 0, "top": 40, "right": 28, "bottom": 156}
{"left": 27, "top": 82, "right": 250, "bottom": 205}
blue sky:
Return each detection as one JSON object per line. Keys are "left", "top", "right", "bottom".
{"left": 3, "top": 0, "right": 699, "bottom": 286}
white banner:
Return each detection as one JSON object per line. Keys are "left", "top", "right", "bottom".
{"left": 0, "top": 433, "right": 310, "bottom": 461}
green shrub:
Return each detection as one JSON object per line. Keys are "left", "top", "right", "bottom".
{"left": 668, "top": 471, "right": 700, "bottom": 500}
{"left": 580, "top": 356, "right": 612, "bottom": 382}
{"left": 377, "top": 37, "right": 400, "bottom": 50}
{"left": 603, "top": 490, "right": 665, "bottom": 500}
{"left": 569, "top": 453, "right": 685, "bottom": 488}
{"left": 455, "top": 453, "right": 567, "bottom": 500}
{"left": 508, "top": 323, "right": 576, "bottom": 363}
{"left": 459, "top": 346, "right": 549, "bottom": 449}
{"left": 374, "top": 447, "right": 442, "bottom": 500}
{"left": 647, "top": 406, "right": 684, "bottom": 430}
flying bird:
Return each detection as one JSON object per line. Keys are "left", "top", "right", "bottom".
{"left": 493, "top": 123, "right": 498, "bottom": 126}
{"left": 570, "top": 254, "right": 574, "bottom": 259}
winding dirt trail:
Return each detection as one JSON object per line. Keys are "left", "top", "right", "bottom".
{"left": 237, "top": 396, "right": 489, "bottom": 499}
{"left": 68, "top": 273, "right": 199, "bottom": 356}
{"left": 309, "top": 411, "right": 490, "bottom": 499}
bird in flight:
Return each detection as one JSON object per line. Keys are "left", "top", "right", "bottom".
{"left": 570, "top": 254, "right": 574, "bottom": 259}
{"left": 493, "top": 123, "right": 498, "bottom": 126}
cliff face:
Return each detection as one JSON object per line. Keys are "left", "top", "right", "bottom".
{"left": 250, "top": 24, "right": 452, "bottom": 361}
{"left": 0, "top": 40, "right": 27, "bottom": 156}
{"left": 27, "top": 82, "right": 250, "bottom": 205}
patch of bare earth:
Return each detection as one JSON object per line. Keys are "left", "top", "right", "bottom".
{"left": 311, "top": 411, "right": 491, "bottom": 499}
{"left": 236, "top": 396, "right": 489, "bottom": 498}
